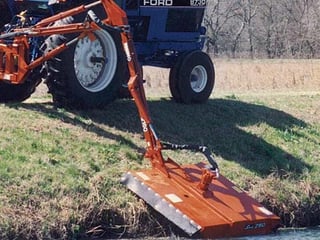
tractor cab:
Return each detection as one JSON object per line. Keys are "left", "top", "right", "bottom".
{"left": 118, "top": 0, "right": 207, "bottom": 66}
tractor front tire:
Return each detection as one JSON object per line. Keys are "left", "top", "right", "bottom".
{"left": 169, "top": 51, "right": 215, "bottom": 104}
{"left": 44, "top": 28, "right": 127, "bottom": 109}
{"left": 169, "top": 52, "right": 187, "bottom": 103}
{"left": 0, "top": 3, "right": 41, "bottom": 103}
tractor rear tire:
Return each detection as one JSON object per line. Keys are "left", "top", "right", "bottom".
{"left": 169, "top": 51, "right": 214, "bottom": 104}
{"left": 44, "top": 27, "right": 127, "bottom": 109}
{"left": 0, "top": 1, "right": 11, "bottom": 29}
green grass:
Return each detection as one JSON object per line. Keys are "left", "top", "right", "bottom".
{"left": 0, "top": 92, "right": 320, "bottom": 239}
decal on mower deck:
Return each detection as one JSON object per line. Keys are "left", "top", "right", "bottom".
{"left": 141, "top": 0, "right": 206, "bottom": 7}
{"left": 244, "top": 222, "right": 266, "bottom": 231}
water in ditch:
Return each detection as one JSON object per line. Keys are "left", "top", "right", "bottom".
{"left": 234, "top": 226, "right": 320, "bottom": 240}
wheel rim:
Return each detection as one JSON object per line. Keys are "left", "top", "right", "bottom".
{"left": 190, "top": 65, "right": 208, "bottom": 93}
{"left": 74, "top": 30, "right": 117, "bottom": 92}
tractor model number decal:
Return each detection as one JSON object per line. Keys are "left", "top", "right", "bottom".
{"left": 190, "top": 0, "right": 206, "bottom": 6}
{"left": 141, "top": 0, "right": 206, "bottom": 7}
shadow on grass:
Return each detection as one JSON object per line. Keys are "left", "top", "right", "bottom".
{"left": 10, "top": 100, "right": 144, "bottom": 154}
{"left": 150, "top": 98, "right": 311, "bottom": 178}
{"left": 14, "top": 97, "right": 311, "bottom": 178}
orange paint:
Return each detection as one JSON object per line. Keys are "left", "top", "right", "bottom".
{"left": 123, "top": 162, "right": 280, "bottom": 238}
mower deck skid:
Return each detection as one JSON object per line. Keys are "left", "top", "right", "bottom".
{"left": 122, "top": 162, "right": 280, "bottom": 239}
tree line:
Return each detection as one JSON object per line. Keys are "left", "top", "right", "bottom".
{"left": 1, "top": 0, "right": 319, "bottom": 59}
{"left": 204, "top": 0, "right": 320, "bottom": 58}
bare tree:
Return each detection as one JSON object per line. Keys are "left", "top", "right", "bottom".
{"left": 245, "top": 0, "right": 259, "bottom": 58}
{"left": 282, "top": 0, "right": 320, "bottom": 57}
{"left": 203, "top": 0, "right": 239, "bottom": 55}
{"left": 255, "top": 0, "right": 285, "bottom": 57}
{"left": 229, "top": 0, "right": 258, "bottom": 58}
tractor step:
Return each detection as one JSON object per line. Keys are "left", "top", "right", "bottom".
{"left": 121, "top": 162, "right": 280, "bottom": 239}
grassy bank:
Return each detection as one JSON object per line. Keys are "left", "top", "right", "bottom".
{"left": 1, "top": 59, "right": 320, "bottom": 239}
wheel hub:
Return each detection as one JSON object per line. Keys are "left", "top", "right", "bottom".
{"left": 74, "top": 37, "right": 104, "bottom": 87}
{"left": 73, "top": 30, "right": 117, "bottom": 92}
{"left": 190, "top": 65, "right": 207, "bottom": 93}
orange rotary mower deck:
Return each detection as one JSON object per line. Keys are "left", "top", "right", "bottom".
{"left": 0, "top": 0, "right": 280, "bottom": 238}
{"left": 122, "top": 162, "right": 280, "bottom": 238}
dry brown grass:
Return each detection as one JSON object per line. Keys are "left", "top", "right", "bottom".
{"left": 142, "top": 58, "right": 320, "bottom": 97}
{"left": 33, "top": 58, "right": 320, "bottom": 99}
{"left": 214, "top": 59, "right": 320, "bottom": 94}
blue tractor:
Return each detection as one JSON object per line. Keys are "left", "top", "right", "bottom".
{"left": 0, "top": 0, "right": 214, "bottom": 108}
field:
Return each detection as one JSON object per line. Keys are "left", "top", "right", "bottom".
{"left": 1, "top": 59, "right": 320, "bottom": 239}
